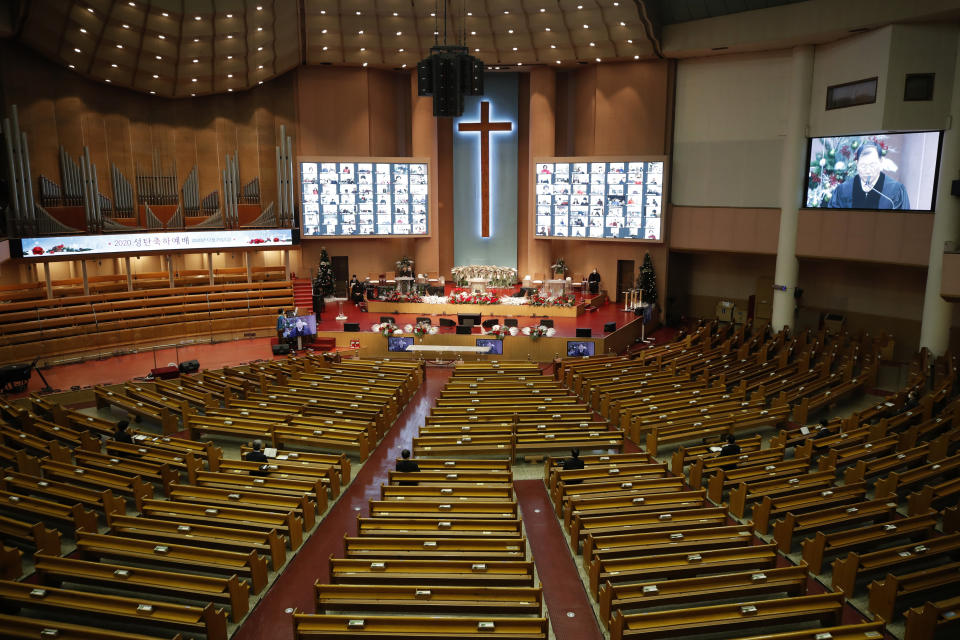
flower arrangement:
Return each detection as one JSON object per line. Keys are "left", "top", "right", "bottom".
{"left": 807, "top": 135, "right": 898, "bottom": 207}
{"left": 448, "top": 288, "right": 501, "bottom": 305}
{"left": 522, "top": 325, "right": 557, "bottom": 339}
{"left": 450, "top": 265, "right": 518, "bottom": 287}
{"left": 384, "top": 290, "right": 423, "bottom": 303}
{"left": 411, "top": 322, "right": 438, "bottom": 337}
{"left": 482, "top": 324, "right": 508, "bottom": 339}
{"left": 395, "top": 256, "right": 414, "bottom": 277}
{"left": 529, "top": 293, "right": 577, "bottom": 307}
{"left": 371, "top": 322, "right": 401, "bottom": 337}
{"left": 550, "top": 258, "right": 567, "bottom": 277}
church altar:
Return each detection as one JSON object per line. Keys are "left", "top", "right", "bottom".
{"left": 367, "top": 300, "right": 587, "bottom": 317}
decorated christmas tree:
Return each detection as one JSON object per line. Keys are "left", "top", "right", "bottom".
{"left": 639, "top": 253, "right": 657, "bottom": 307}
{"left": 316, "top": 247, "right": 335, "bottom": 298}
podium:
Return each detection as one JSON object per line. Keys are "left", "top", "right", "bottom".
{"left": 467, "top": 278, "right": 489, "bottom": 293}
{"left": 544, "top": 279, "right": 567, "bottom": 297}
{"left": 395, "top": 276, "right": 415, "bottom": 294}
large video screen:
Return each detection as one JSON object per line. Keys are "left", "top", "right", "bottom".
{"left": 300, "top": 160, "right": 429, "bottom": 237}
{"left": 476, "top": 338, "right": 503, "bottom": 355}
{"left": 16, "top": 229, "right": 295, "bottom": 259}
{"left": 281, "top": 314, "right": 317, "bottom": 339}
{"left": 534, "top": 160, "right": 664, "bottom": 241}
{"left": 805, "top": 131, "right": 941, "bottom": 211}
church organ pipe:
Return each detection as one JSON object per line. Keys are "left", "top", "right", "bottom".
{"left": 91, "top": 161, "right": 103, "bottom": 232}
{"left": 79, "top": 152, "right": 92, "bottom": 232}
{"left": 275, "top": 142, "right": 283, "bottom": 221}
{"left": 286, "top": 135, "right": 294, "bottom": 226}
{"left": 2, "top": 118, "right": 23, "bottom": 232}
{"left": 20, "top": 131, "right": 37, "bottom": 234}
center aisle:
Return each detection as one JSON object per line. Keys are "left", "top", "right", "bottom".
{"left": 514, "top": 479, "right": 606, "bottom": 640}
{"left": 232, "top": 366, "right": 450, "bottom": 640}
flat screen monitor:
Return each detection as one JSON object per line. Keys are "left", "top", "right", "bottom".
{"left": 804, "top": 131, "right": 942, "bottom": 211}
{"left": 387, "top": 336, "right": 414, "bottom": 352}
{"left": 458, "top": 313, "right": 482, "bottom": 326}
{"left": 299, "top": 160, "right": 429, "bottom": 237}
{"left": 566, "top": 341, "right": 595, "bottom": 357}
{"left": 534, "top": 159, "right": 665, "bottom": 241}
{"left": 281, "top": 314, "right": 317, "bottom": 339}
{"left": 476, "top": 338, "right": 503, "bottom": 355}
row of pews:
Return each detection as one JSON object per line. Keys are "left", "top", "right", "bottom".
{"left": 292, "top": 456, "right": 549, "bottom": 638}
{"left": 413, "top": 360, "right": 624, "bottom": 460}
{"left": 0, "top": 356, "right": 421, "bottom": 639}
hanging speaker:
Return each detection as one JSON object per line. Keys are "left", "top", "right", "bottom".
{"left": 433, "top": 53, "right": 463, "bottom": 117}
{"left": 417, "top": 58, "right": 434, "bottom": 96}
{"left": 460, "top": 55, "right": 484, "bottom": 96}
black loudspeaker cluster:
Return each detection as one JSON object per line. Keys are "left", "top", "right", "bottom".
{"left": 417, "top": 45, "right": 484, "bottom": 117}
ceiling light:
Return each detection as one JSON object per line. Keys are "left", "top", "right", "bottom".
{"left": 68, "top": 64, "right": 75, "bottom": 68}
{"left": 149, "top": 90, "right": 155, "bottom": 94}
{"left": 116, "top": 44, "right": 123, "bottom": 48}
{"left": 155, "top": 55, "right": 162, "bottom": 59}
{"left": 194, "top": 16, "right": 201, "bottom": 21}
{"left": 152, "top": 74, "right": 158, "bottom": 78}
{"left": 192, "top": 78, "right": 197, "bottom": 82}
{"left": 158, "top": 34, "right": 166, "bottom": 39}
{"left": 122, "top": 24, "right": 130, "bottom": 29}
{"left": 227, "top": 13, "right": 233, "bottom": 18}
{"left": 111, "top": 63, "right": 117, "bottom": 67}
{"left": 595, "top": 57, "right": 601, "bottom": 62}
{"left": 512, "top": 47, "right": 517, "bottom": 51}
{"left": 193, "top": 58, "right": 198, "bottom": 63}
{"left": 74, "top": 47, "right": 81, "bottom": 52}
{"left": 257, "top": 27, "right": 263, "bottom": 31}
{"left": 79, "top": 28, "right": 87, "bottom": 33}
{"left": 508, "top": 29, "right": 513, "bottom": 34}
{"left": 358, "top": 30, "right": 364, "bottom": 34}
{"left": 362, "top": 62, "right": 368, "bottom": 67}
{"left": 162, "top": 12, "right": 168, "bottom": 17}
{"left": 258, "top": 64, "right": 263, "bottom": 69}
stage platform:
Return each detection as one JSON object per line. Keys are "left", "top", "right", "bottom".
{"left": 306, "top": 297, "right": 656, "bottom": 361}
{"left": 366, "top": 300, "right": 587, "bottom": 317}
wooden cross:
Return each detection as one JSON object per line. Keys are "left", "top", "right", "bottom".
{"left": 457, "top": 101, "right": 512, "bottom": 238}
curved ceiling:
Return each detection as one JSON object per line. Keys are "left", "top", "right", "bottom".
{"left": 8, "top": 0, "right": 667, "bottom": 98}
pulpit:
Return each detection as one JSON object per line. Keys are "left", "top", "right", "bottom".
{"left": 544, "top": 279, "right": 567, "bottom": 297}
{"left": 467, "top": 277, "right": 489, "bottom": 293}
{"left": 395, "top": 276, "right": 414, "bottom": 294}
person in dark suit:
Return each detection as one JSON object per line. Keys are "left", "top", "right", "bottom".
{"left": 246, "top": 439, "right": 270, "bottom": 476}
{"left": 719, "top": 434, "right": 740, "bottom": 457}
{"left": 814, "top": 418, "right": 833, "bottom": 439}
{"left": 396, "top": 449, "right": 420, "bottom": 486}
{"left": 561, "top": 448, "right": 586, "bottom": 484}
{"left": 587, "top": 269, "right": 601, "bottom": 295}
{"left": 113, "top": 420, "right": 133, "bottom": 444}
{"left": 902, "top": 390, "right": 920, "bottom": 413}
{"left": 827, "top": 141, "right": 910, "bottom": 210}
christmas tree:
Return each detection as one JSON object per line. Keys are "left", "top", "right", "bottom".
{"left": 639, "top": 253, "right": 657, "bottom": 307}
{"left": 316, "top": 247, "right": 335, "bottom": 298}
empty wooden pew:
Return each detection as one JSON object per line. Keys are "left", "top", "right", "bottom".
{"left": 292, "top": 612, "right": 549, "bottom": 639}
{"left": 328, "top": 557, "right": 536, "bottom": 587}
{"left": 314, "top": 583, "right": 542, "bottom": 615}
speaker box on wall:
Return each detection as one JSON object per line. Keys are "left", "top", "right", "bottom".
{"left": 178, "top": 360, "right": 200, "bottom": 374}
{"left": 603, "top": 322, "right": 616, "bottom": 333}
{"left": 540, "top": 319, "right": 554, "bottom": 328}
{"left": 455, "top": 325, "right": 472, "bottom": 335}
{"left": 576, "top": 328, "right": 592, "bottom": 338}
{"left": 272, "top": 343, "right": 291, "bottom": 355}
{"left": 344, "top": 323, "right": 360, "bottom": 332}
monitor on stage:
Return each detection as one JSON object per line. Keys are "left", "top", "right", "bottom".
{"left": 566, "top": 341, "right": 595, "bottom": 357}
{"left": 476, "top": 338, "right": 503, "bottom": 355}
{"left": 299, "top": 158, "right": 430, "bottom": 237}
{"left": 534, "top": 157, "right": 666, "bottom": 241}
{"left": 387, "top": 336, "right": 414, "bottom": 352}
{"left": 281, "top": 314, "right": 317, "bottom": 339}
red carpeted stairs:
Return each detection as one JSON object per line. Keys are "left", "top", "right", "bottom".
{"left": 291, "top": 277, "right": 313, "bottom": 311}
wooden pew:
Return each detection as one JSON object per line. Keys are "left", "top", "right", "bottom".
{"left": 772, "top": 497, "right": 898, "bottom": 553}
{"left": 589, "top": 543, "right": 780, "bottom": 599}
{"left": 874, "top": 454, "right": 960, "bottom": 499}
{"left": 0, "top": 613, "right": 184, "bottom": 639}
{"left": 314, "top": 583, "right": 542, "bottom": 615}
{"left": 40, "top": 459, "right": 153, "bottom": 505}
{"left": 553, "top": 476, "right": 687, "bottom": 517}
{"left": 75, "top": 530, "right": 268, "bottom": 595}
{"left": 292, "top": 612, "right": 548, "bottom": 639}
{"left": 598, "top": 564, "right": 809, "bottom": 629}
{"left": 608, "top": 592, "right": 845, "bottom": 640}
{"left": 728, "top": 470, "right": 836, "bottom": 519}
{"left": 752, "top": 482, "right": 867, "bottom": 535}
{"left": 94, "top": 386, "right": 179, "bottom": 435}
{"left": 239, "top": 445, "right": 351, "bottom": 485}
{"left": 380, "top": 484, "right": 513, "bottom": 502}
{"left": 204, "top": 457, "right": 340, "bottom": 499}
{"left": 0, "top": 488, "right": 98, "bottom": 535}
{"left": 0, "top": 578, "right": 227, "bottom": 640}
{"left": 0, "top": 514, "right": 61, "bottom": 555}
{"left": 34, "top": 554, "right": 250, "bottom": 622}
{"left": 140, "top": 498, "right": 303, "bottom": 549}
{"left": 801, "top": 510, "right": 939, "bottom": 575}
{"left": 328, "top": 556, "right": 536, "bottom": 587}
{"left": 73, "top": 449, "right": 179, "bottom": 497}
{"left": 343, "top": 535, "right": 527, "bottom": 560}
{"left": 868, "top": 560, "right": 960, "bottom": 622}
{"left": 0, "top": 470, "right": 127, "bottom": 517}
{"left": 357, "top": 516, "right": 523, "bottom": 538}
{"left": 831, "top": 531, "right": 960, "bottom": 596}
{"left": 166, "top": 483, "right": 316, "bottom": 530}
{"left": 582, "top": 524, "right": 756, "bottom": 571}
{"left": 707, "top": 459, "right": 814, "bottom": 503}
{"left": 190, "top": 470, "right": 327, "bottom": 515}
{"left": 904, "top": 594, "right": 960, "bottom": 640}
{"left": 563, "top": 489, "right": 708, "bottom": 530}
{"left": 908, "top": 476, "right": 960, "bottom": 515}
{"left": 729, "top": 622, "right": 887, "bottom": 640}
{"left": 368, "top": 499, "right": 518, "bottom": 520}
{"left": 105, "top": 512, "right": 286, "bottom": 570}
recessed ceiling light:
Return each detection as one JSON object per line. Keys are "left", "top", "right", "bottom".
{"left": 358, "top": 30, "right": 364, "bottom": 34}
{"left": 226, "top": 13, "right": 233, "bottom": 18}
{"left": 111, "top": 63, "right": 118, "bottom": 67}
{"left": 152, "top": 74, "right": 158, "bottom": 78}
{"left": 192, "top": 77, "right": 197, "bottom": 82}
{"left": 149, "top": 90, "right": 156, "bottom": 94}
{"left": 258, "top": 46, "right": 263, "bottom": 51}
{"left": 155, "top": 55, "right": 162, "bottom": 59}
{"left": 122, "top": 24, "right": 130, "bottom": 29}
{"left": 398, "top": 48, "right": 404, "bottom": 52}
{"left": 512, "top": 46, "right": 517, "bottom": 51}
{"left": 116, "top": 43, "right": 123, "bottom": 48}
{"left": 161, "top": 12, "right": 168, "bottom": 17}
{"left": 193, "top": 59, "right": 198, "bottom": 63}
{"left": 194, "top": 16, "right": 201, "bottom": 21}
{"left": 158, "top": 34, "right": 166, "bottom": 39}
{"left": 258, "top": 64, "right": 263, "bottom": 69}
{"left": 595, "top": 57, "right": 601, "bottom": 62}
{"left": 68, "top": 63, "right": 75, "bottom": 68}
{"left": 79, "top": 27, "right": 87, "bottom": 33}
{"left": 74, "top": 47, "right": 81, "bottom": 52}
{"left": 362, "top": 62, "right": 368, "bottom": 67}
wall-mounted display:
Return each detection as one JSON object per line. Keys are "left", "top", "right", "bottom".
{"left": 534, "top": 158, "right": 666, "bottom": 241}
{"left": 299, "top": 159, "right": 430, "bottom": 237}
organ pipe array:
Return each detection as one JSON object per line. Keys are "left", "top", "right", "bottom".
{"left": 58, "top": 146, "right": 83, "bottom": 206}
{"left": 182, "top": 166, "right": 200, "bottom": 215}
{"left": 111, "top": 163, "right": 134, "bottom": 216}
{"left": 221, "top": 151, "right": 240, "bottom": 229}
{"left": 276, "top": 124, "right": 295, "bottom": 228}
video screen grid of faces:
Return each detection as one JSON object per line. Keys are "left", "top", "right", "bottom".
{"left": 534, "top": 160, "right": 663, "bottom": 240}
{"left": 300, "top": 161, "right": 429, "bottom": 237}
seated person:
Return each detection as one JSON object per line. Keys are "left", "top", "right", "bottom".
{"left": 813, "top": 418, "right": 833, "bottom": 439}
{"left": 718, "top": 434, "right": 741, "bottom": 470}
{"left": 902, "top": 390, "right": 920, "bottom": 413}
{"left": 561, "top": 448, "right": 585, "bottom": 484}
{"left": 246, "top": 439, "right": 270, "bottom": 476}
{"left": 113, "top": 420, "right": 133, "bottom": 444}
{"left": 349, "top": 275, "right": 364, "bottom": 305}
{"left": 395, "top": 448, "right": 420, "bottom": 486}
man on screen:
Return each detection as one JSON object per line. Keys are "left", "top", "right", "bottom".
{"left": 828, "top": 141, "right": 910, "bottom": 210}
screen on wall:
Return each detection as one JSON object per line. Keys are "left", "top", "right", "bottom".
{"left": 804, "top": 131, "right": 942, "bottom": 211}
{"left": 534, "top": 159, "right": 664, "bottom": 241}
{"left": 299, "top": 160, "right": 429, "bottom": 237}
